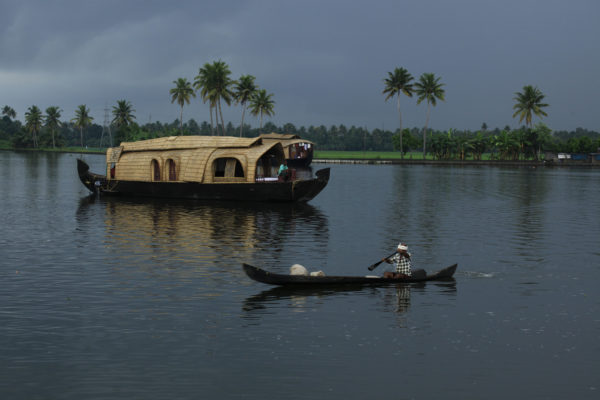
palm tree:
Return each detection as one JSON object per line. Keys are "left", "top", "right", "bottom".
{"left": 25, "top": 105, "right": 43, "bottom": 148}
{"left": 44, "top": 106, "right": 62, "bottom": 149}
{"left": 194, "top": 63, "right": 217, "bottom": 135}
{"left": 71, "top": 104, "right": 93, "bottom": 148}
{"left": 2, "top": 105, "right": 16, "bottom": 120}
{"left": 249, "top": 89, "right": 275, "bottom": 134}
{"left": 170, "top": 78, "right": 195, "bottom": 134}
{"left": 382, "top": 67, "right": 414, "bottom": 158}
{"left": 415, "top": 73, "right": 445, "bottom": 158}
{"left": 512, "top": 85, "right": 548, "bottom": 128}
{"left": 234, "top": 74, "right": 258, "bottom": 137}
{"left": 194, "top": 60, "right": 235, "bottom": 136}
{"left": 112, "top": 100, "right": 136, "bottom": 128}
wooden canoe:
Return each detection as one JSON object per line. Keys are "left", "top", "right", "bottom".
{"left": 242, "top": 263, "right": 457, "bottom": 286}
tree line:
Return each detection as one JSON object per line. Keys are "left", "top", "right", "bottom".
{"left": 1, "top": 60, "right": 599, "bottom": 159}
{"left": 169, "top": 60, "right": 273, "bottom": 136}
{"left": 2, "top": 107, "right": 598, "bottom": 159}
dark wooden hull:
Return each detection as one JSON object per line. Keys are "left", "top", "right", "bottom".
{"left": 77, "top": 159, "right": 329, "bottom": 202}
{"left": 242, "top": 263, "right": 458, "bottom": 286}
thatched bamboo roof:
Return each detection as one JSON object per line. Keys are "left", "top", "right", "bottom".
{"left": 259, "top": 132, "right": 314, "bottom": 147}
{"left": 119, "top": 135, "right": 262, "bottom": 152}
{"left": 259, "top": 132, "right": 314, "bottom": 145}
{"left": 105, "top": 135, "right": 285, "bottom": 183}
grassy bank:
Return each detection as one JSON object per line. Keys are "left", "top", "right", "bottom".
{"left": 314, "top": 150, "right": 498, "bottom": 161}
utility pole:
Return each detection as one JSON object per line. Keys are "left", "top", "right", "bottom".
{"left": 100, "top": 104, "right": 113, "bottom": 148}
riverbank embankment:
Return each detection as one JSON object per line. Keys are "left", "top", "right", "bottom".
{"left": 313, "top": 158, "right": 599, "bottom": 167}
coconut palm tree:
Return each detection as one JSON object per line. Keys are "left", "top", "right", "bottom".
{"left": 44, "top": 106, "right": 62, "bottom": 149}
{"left": 204, "top": 60, "right": 236, "bottom": 135}
{"left": 194, "top": 63, "right": 217, "bottom": 135}
{"left": 382, "top": 67, "right": 414, "bottom": 158}
{"left": 25, "top": 105, "right": 43, "bottom": 148}
{"left": 2, "top": 105, "right": 16, "bottom": 120}
{"left": 112, "top": 100, "right": 136, "bottom": 128}
{"left": 234, "top": 74, "right": 258, "bottom": 137}
{"left": 512, "top": 85, "right": 548, "bottom": 128}
{"left": 414, "top": 73, "right": 445, "bottom": 158}
{"left": 71, "top": 104, "right": 93, "bottom": 148}
{"left": 170, "top": 78, "right": 195, "bottom": 134}
{"left": 194, "top": 60, "right": 235, "bottom": 136}
{"left": 249, "top": 89, "right": 275, "bottom": 134}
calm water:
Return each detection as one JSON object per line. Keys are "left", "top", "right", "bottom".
{"left": 1, "top": 151, "right": 599, "bottom": 399}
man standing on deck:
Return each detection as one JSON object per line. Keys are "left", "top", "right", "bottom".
{"left": 278, "top": 160, "right": 290, "bottom": 181}
{"left": 383, "top": 243, "right": 412, "bottom": 278}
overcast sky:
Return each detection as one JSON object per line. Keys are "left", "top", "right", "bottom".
{"left": 1, "top": 0, "right": 599, "bottom": 132}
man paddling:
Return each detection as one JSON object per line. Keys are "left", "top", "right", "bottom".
{"left": 382, "top": 242, "right": 412, "bottom": 278}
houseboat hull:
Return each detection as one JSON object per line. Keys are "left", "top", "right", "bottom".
{"left": 77, "top": 159, "right": 329, "bottom": 202}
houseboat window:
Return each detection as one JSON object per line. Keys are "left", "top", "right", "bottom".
{"left": 167, "top": 159, "right": 177, "bottom": 181}
{"left": 152, "top": 159, "right": 160, "bottom": 181}
{"left": 213, "top": 158, "right": 244, "bottom": 178}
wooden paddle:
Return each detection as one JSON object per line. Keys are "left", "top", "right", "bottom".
{"left": 368, "top": 251, "right": 398, "bottom": 271}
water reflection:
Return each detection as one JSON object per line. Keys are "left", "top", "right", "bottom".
{"left": 76, "top": 195, "right": 329, "bottom": 268}
{"left": 242, "top": 280, "right": 457, "bottom": 316}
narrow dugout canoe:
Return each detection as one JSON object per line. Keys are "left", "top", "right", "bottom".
{"left": 242, "top": 263, "right": 457, "bottom": 286}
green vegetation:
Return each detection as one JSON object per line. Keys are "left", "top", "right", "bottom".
{"left": 71, "top": 105, "right": 93, "bottom": 148}
{"left": 382, "top": 67, "right": 414, "bottom": 158}
{"left": 2, "top": 61, "right": 599, "bottom": 160}
{"left": 513, "top": 85, "right": 549, "bottom": 128}
{"left": 170, "top": 78, "right": 196, "bottom": 134}
{"left": 25, "top": 105, "right": 43, "bottom": 148}
{"left": 314, "top": 150, "right": 508, "bottom": 161}
{"left": 234, "top": 75, "right": 258, "bottom": 137}
{"left": 249, "top": 89, "right": 275, "bottom": 134}
{"left": 44, "top": 106, "right": 62, "bottom": 149}
{"left": 415, "top": 73, "right": 446, "bottom": 158}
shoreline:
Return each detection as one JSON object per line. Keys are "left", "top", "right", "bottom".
{"left": 2, "top": 148, "right": 598, "bottom": 167}
{"left": 313, "top": 158, "right": 599, "bottom": 167}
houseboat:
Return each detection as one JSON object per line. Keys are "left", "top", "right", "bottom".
{"left": 77, "top": 135, "right": 330, "bottom": 202}
{"left": 259, "top": 133, "right": 314, "bottom": 167}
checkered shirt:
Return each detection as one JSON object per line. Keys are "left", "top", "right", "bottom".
{"left": 390, "top": 252, "right": 412, "bottom": 276}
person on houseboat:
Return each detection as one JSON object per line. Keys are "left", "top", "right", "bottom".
{"left": 382, "top": 242, "right": 412, "bottom": 278}
{"left": 278, "top": 160, "right": 290, "bottom": 181}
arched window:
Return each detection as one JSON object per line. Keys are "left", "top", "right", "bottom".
{"left": 213, "top": 158, "right": 244, "bottom": 179}
{"left": 151, "top": 159, "right": 160, "bottom": 181}
{"left": 167, "top": 159, "right": 177, "bottom": 181}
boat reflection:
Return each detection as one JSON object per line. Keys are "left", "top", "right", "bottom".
{"left": 76, "top": 195, "right": 329, "bottom": 266}
{"left": 242, "top": 279, "right": 456, "bottom": 315}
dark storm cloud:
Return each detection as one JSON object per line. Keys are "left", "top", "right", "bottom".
{"left": 1, "top": 0, "right": 599, "bottom": 131}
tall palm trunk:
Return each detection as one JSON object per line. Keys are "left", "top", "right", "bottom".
{"left": 209, "top": 105, "right": 215, "bottom": 136}
{"left": 259, "top": 112, "right": 264, "bottom": 134}
{"left": 397, "top": 95, "right": 403, "bottom": 159}
{"left": 179, "top": 106, "right": 184, "bottom": 134}
{"left": 80, "top": 127, "right": 84, "bottom": 148}
{"left": 218, "top": 100, "right": 226, "bottom": 136}
{"left": 239, "top": 103, "right": 247, "bottom": 137}
{"left": 422, "top": 103, "right": 431, "bottom": 159}
{"left": 52, "top": 129, "right": 55, "bottom": 148}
